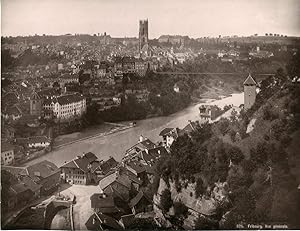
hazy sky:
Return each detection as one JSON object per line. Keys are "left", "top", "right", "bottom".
{"left": 2, "top": 0, "right": 300, "bottom": 38}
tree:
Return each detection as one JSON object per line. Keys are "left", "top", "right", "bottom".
{"left": 195, "top": 178, "right": 205, "bottom": 198}
{"left": 173, "top": 201, "right": 189, "bottom": 218}
{"left": 227, "top": 145, "right": 244, "bottom": 164}
{"left": 194, "top": 216, "right": 218, "bottom": 230}
{"left": 160, "top": 189, "right": 173, "bottom": 213}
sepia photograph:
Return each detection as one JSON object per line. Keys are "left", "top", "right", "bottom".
{"left": 1, "top": 0, "right": 300, "bottom": 230}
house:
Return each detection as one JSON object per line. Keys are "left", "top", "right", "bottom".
{"left": 9, "top": 182, "right": 34, "bottom": 208}
{"left": 125, "top": 136, "right": 156, "bottom": 157}
{"left": 2, "top": 105, "right": 23, "bottom": 121}
{"left": 2, "top": 160, "right": 60, "bottom": 196}
{"left": 129, "top": 191, "right": 152, "bottom": 214}
{"left": 43, "top": 93, "right": 86, "bottom": 121}
{"left": 119, "top": 214, "right": 135, "bottom": 229}
{"left": 181, "top": 120, "right": 198, "bottom": 134}
{"left": 199, "top": 105, "right": 221, "bottom": 122}
{"left": 25, "top": 160, "right": 60, "bottom": 195}
{"left": 99, "top": 171, "right": 132, "bottom": 202}
{"left": 90, "top": 212, "right": 124, "bottom": 230}
{"left": 59, "top": 73, "right": 79, "bottom": 87}
{"left": 100, "top": 157, "right": 119, "bottom": 175}
{"left": 2, "top": 92, "right": 20, "bottom": 107}
{"left": 1, "top": 142, "right": 15, "bottom": 165}
{"left": 28, "top": 136, "right": 51, "bottom": 148}
{"left": 124, "top": 160, "right": 150, "bottom": 184}
{"left": 90, "top": 193, "right": 126, "bottom": 218}
{"left": 60, "top": 152, "right": 100, "bottom": 185}
{"left": 159, "top": 127, "right": 181, "bottom": 148}
{"left": 1, "top": 125, "right": 15, "bottom": 142}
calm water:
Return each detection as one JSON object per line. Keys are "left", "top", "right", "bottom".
{"left": 25, "top": 93, "right": 244, "bottom": 167}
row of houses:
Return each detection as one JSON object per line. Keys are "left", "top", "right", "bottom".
{"left": 2, "top": 160, "right": 60, "bottom": 210}
{"left": 86, "top": 136, "right": 169, "bottom": 229}
{"left": 1, "top": 136, "right": 51, "bottom": 166}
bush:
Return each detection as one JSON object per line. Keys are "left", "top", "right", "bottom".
{"left": 160, "top": 189, "right": 173, "bottom": 213}
{"left": 262, "top": 104, "right": 279, "bottom": 121}
{"left": 229, "top": 129, "right": 236, "bottom": 142}
{"left": 173, "top": 201, "right": 189, "bottom": 218}
{"left": 195, "top": 178, "right": 205, "bottom": 198}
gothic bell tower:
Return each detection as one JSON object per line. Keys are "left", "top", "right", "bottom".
{"left": 139, "top": 19, "right": 149, "bottom": 52}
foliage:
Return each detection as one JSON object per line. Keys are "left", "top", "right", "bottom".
{"left": 173, "top": 201, "right": 189, "bottom": 218}
{"left": 194, "top": 216, "right": 218, "bottom": 230}
{"left": 160, "top": 189, "right": 173, "bottom": 213}
{"left": 195, "top": 178, "right": 205, "bottom": 198}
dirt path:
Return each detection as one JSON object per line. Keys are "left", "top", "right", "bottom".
{"left": 59, "top": 184, "right": 103, "bottom": 230}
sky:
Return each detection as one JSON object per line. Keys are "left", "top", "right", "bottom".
{"left": 1, "top": 0, "right": 300, "bottom": 38}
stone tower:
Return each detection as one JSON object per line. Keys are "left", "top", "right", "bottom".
{"left": 30, "top": 91, "right": 42, "bottom": 116}
{"left": 243, "top": 74, "right": 257, "bottom": 110}
{"left": 139, "top": 19, "right": 149, "bottom": 52}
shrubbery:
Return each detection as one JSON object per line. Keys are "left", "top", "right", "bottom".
{"left": 160, "top": 189, "right": 173, "bottom": 213}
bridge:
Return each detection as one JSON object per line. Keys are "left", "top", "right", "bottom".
{"left": 5, "top": 195, "right": 75, "bottom": 230}
{"left": 154, "top": 71, "right": 275, "bottom": 76}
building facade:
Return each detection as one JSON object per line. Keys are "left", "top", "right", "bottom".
{"left": 60, "top": 152, "right": 100, "bottom": 185}
{"left": 1, "top": 143, "right": 14, "bottom": 165}
{"left": 43, "top": 93, "right": 86, "bottom": 121}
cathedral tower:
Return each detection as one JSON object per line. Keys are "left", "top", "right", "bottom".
{"left": 243, "top": 74, "right": 257, "bottom": 110}
{"left": 139, "top": 19, "right": 149, "bottom": 52}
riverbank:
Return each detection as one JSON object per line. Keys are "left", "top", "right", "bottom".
{"left": 53, "top": 122, "right": 130, "bottom": 148}
{"left": 53, "top": 122, "right": 134, "bottom": 149}
{"left": 22, "top": 92, "right": 244, "bottom": 167}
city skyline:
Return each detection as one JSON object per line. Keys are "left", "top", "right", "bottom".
{"left": 2, "top": 0, "right": 300, "bottom": 38}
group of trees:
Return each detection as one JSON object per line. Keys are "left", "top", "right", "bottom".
{"left": 155, "top": 62, "right": 300, "bottom": 228}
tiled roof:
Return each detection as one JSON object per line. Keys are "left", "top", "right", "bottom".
{"left": 20, "top": 175, "right": 42, "bottom": 192}
{"left": 26, "top": 160, "right": 59, "bottom": 180}
{"left": 243, "top": 74, "right": 257, "bottom": 85}
{"left": 94, "top": 213, "right": 123, "bottom": 230}
{"left": 5, "top": 105, "right": 23, "bottom": 116}
{"left": 182, "top": 121, "right": 198, "bottom": 134}
{"left": 159, "top": 128, "right": 174, "bottom": 136}
{"left": 139, "top": 138, "right": 156, "bottom": 150}
{"left": 90, "top": 193, "right": 116, "bottom": 209}
{"left": 126, "top": 160, "right": 146, "bottom": 174}
{"left": 129, "top": 191, "right": 151, "bottom": 208}
{"left": 10, "top": 183, "right": 32, "bottom": 194}
{"left": 1, "top": 142, "right": 15, "bottom": 152}
{"left": 2, "top": 166, "right": 28, "bottom": 176}
{"left": 148, "top": 146, "right": 168, "bottom": 159}
{"left": 57, "top": 93, "right": 85, "bottom": 106}
{"left": 3, "top": 92, "right": 19, "bottom": 104}
{"left": 99, "top": 172, "right": 118, "bottom": 190}
{"left": 28, "top": 136, "right": 50, "bottom": 144}
{"left": 100, "top": 157, "right": 118, "bottom": 174}
{"left": 61, "top": 160, "right": 78, "bottom": 169}
{"left": 38, "top": 88, "right": 60, "bottom": 98}
{"left": 99, "top": 171, "right": 132, "bottom": 190}
{"left": 61, "top": 152, "right": 98, "bottom": 173}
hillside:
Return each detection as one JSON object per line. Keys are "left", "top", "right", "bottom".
{"left": 153, "top": 63, "right": 300, "bottom": 229}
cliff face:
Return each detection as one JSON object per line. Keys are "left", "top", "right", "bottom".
{"left": 153, "top": 178, "right": 229, "bottom": 229}
{"left": 153, "top": 68, "right": 300, "bottom": 228}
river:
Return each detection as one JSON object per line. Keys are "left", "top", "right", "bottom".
{"left": 25, "top": 93, "right": 244, "bottom": 167}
